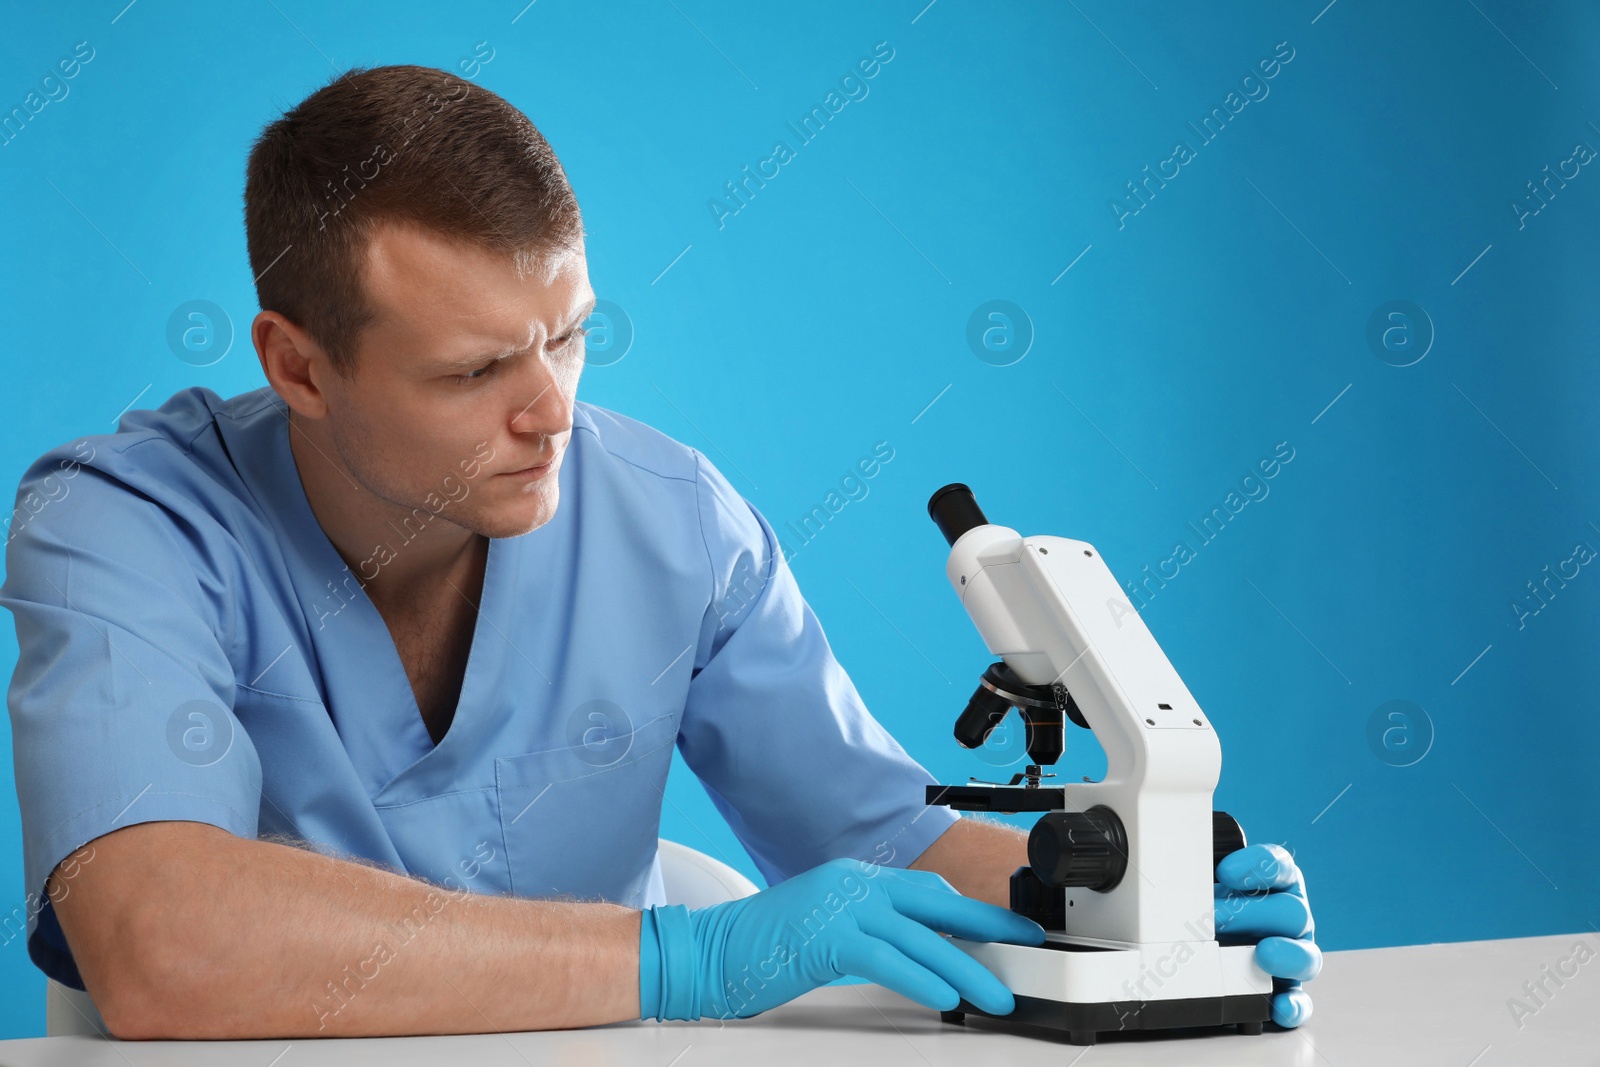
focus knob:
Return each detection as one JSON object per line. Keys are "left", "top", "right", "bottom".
{"left": 1027, "top": 805, "right": 1128, "bottom": 892}
{"left": 1212, "top": 810, "right": 1247, "bottom": 881}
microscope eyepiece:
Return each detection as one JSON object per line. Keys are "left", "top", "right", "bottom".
{"left": 928, "top": 483, "right": 990, "bottom": 546}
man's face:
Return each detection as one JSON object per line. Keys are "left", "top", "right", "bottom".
{"left": 319, "top": 221, "right": 594, "bottom": 541}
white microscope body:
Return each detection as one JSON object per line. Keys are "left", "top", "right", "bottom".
{"left": 925, "top": 484, "right": 1272, "bottom": 1045}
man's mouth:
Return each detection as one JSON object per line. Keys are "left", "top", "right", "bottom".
{"left": 501, "top": 454, "right": 557, "bottom": 478}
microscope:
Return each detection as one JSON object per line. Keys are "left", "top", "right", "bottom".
{"left": 924, "top": 484, "right": 1273, "bottom": 1046}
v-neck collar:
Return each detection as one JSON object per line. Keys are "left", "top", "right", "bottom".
{"left": 259, "top": 391, "right": 507, "bottom": 799}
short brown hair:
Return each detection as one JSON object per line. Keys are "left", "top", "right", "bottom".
{"left": 244, "top": 64, "right": 584, "bottom": 376}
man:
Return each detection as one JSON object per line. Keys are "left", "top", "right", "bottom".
{"left": 1, "top": 65, "right": 1316, "bottom": 1038}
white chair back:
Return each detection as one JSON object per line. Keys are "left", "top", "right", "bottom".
{"left": 657, "top": 837, "right": 761, "bottom": 909}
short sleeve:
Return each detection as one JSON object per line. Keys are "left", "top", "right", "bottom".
{"left": 675, "top": 450, "right": 960, "bottom": 887}
{"left": 0, "top": 455, "right": 262, "bottom": 989}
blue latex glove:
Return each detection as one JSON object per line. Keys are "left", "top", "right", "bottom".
{"left": 1214, "top": 843, "right": 1321, "bottom": 1028}
{"left": 638, "top": 857, "right": 1048, "bottom": 1021}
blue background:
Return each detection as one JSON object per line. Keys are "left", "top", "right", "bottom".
{"left": 2, "top": 0, "right": 1596, "bottom": 1039}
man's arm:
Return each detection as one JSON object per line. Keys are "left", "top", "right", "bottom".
{"left": 54, "top": 820, "right": 642, "bottom": 1039}
{"left": 908, "top": 816, "right": 1029, "bottom": 910}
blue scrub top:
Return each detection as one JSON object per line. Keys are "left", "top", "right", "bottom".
{"left": 1, "top": 385, "right": 959, "bottom": 989}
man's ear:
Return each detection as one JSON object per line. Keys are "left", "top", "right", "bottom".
{"left": 253, "top": 310, "right": 332, "bottom": 418}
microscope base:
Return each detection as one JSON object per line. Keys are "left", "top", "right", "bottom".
{"left": 940, "top": 992, "right": 1270, "bottom": 1046}
{"left": 940, "top": 936, "right": 1274, "bottom": 1045}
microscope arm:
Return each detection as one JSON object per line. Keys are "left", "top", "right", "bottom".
{"left": 931, "top": 488, "right": 1224, "bottom": 946}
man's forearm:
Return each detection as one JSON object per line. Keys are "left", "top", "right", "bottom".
{"left": 907, "top": 816, "right": 1029, "bottom": 909}
{"left": 56, "top": 822, "right": 642, "bottom": 1039}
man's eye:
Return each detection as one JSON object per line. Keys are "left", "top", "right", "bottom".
{"left": 450, "top": 327, "right": 587, "bottom": 385}
{"left": 452, "top": 362, "right": 497, "bottom": 385}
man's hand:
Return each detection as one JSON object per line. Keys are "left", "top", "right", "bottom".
{"left": 1214, "top": 843, "right": 1321, "bottom": 1028}
{"left": 639, "top": 858, "right": 1046, "bottom": 1021}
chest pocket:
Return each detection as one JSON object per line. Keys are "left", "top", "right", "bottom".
{"left": 495, "top": 711, "right": 679, "bottom": 907}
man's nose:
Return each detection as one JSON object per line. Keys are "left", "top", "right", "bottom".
{"left": 508, "top": 359, "right": 573, "bottom": 438}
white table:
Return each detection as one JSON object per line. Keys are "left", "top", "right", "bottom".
{"left": 0, "top": 933, "right": 1592, "bottom": 1065}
